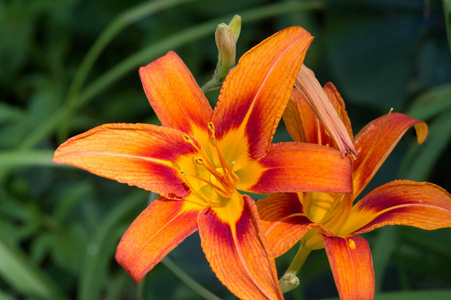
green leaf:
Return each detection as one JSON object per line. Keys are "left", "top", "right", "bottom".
{"left": 325, "top": 3, "right": 422, "bottom": 109}
{"left": 78, "top": 191, "right": 146, "bottom": 300}
{"left": 0, "top": 103, "right": 25, "bottom": 123}
{"left": 405, "top": 84, "right": 451, "bottom": 120}
{"left": 399, "top": 110, "right": 451, "bottom": 181}
{"left": 0, "top": 232, "right": 67, "bottom": 299}
{"left": 371, "top": 227, "right": 398, "bottom": 292}
{"left": 443, "top": 0, "right": 451, "bottom": 53}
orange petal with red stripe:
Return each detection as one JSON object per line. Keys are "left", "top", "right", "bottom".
{"left": 257, "top": 193, "right": 317, "bottom": 257}
{"left": 198, "top": 195, "right": 283, "bottom": 300}
{"left": 115, "top": 197, "right": 201, "bottom": 283}
{"left": 246, "top": 142, "right": 352, "bottom": 193}
{"left": 139, "top": 51, "right": 212, "bottom": 135}
{"left": 53, "top": 123, "right": 195, "bottom": 198}
{"left": 323, "top": 236, "right": 375, "bottom": 300}
{"left": 353, "top": 112, "right": 428, "bottom": 199}
{"left": 341, "top": 180, "right": 451, "bottom": 236}
{"left": 212, "top": 26, "right": 313, "bottom": 159}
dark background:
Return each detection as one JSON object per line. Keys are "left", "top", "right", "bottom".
{"left": 1, "top": 0, "right": 450, "bottom": 299}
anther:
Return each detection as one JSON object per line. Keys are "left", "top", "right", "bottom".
{"left": 348, "top": 239, "right": 356, "bottom": 250}
{"left": 208, "top": 122, "right": 215, "bottom": 134}
{"left": 195, "top": 157, "right": 205, "bottom": 165}
{"left": 183, "top": 134, "right": 201, "bottom": 152}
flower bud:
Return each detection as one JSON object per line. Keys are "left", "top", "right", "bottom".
{"left": 215, "top": 24, "right": 236, "bottom": 70}
{"left": 214, "top": 15, "right": 241, "bottom": 80}
{"left": 228, "top": 14, "right": 241, "bottom": 42}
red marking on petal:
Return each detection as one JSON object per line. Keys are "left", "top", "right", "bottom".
{"left": 53, "top": 123, "right": 197, "bottom": 198}
{"left": 352, "top": 113, "right": 428, "bottom": 199}
{"left": 198, "top": 195, "right": 283, "bottom": 299}
{"left": 257, "top": 193, "right": 315, "bottom": 257}
{"left": 212, "top": 26, "right": 313, "bottom": 159}
{"left": 344, "top": 180, "right": 451, "bottom": 235}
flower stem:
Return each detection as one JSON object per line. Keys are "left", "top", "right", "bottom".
{"left": 201, "top": 77, "right": 222, "bottom": 93}
{"left": 279, "top": 243, "right": 312, "bottom": 293}
{"left": 161, "top": 257, "right": 222, "bottom": 300}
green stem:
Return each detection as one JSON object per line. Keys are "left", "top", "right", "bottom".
{"left": 161, "top": 257, "right": 222, "bottom": 300}
{"left": 201, "top": 77, "right": 221, "bottom": 93}
{"left": 279, "top": 243, "right": 312, "bottom": 293}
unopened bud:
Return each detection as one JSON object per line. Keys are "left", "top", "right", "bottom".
{"left": 215, "top": 23, "right": 236, "bottom": 72}
{"left": 214, "top": 15, "right": 241, "bottom": 80}
{"left": 228, "top": 14, "right": 241, "bottom": 42}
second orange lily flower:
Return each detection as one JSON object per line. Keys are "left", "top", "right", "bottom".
{"left": 258, "top": 81, "right": 451, "bottom": 299}
{"left": 53, "top": 27, "right": 352, "bottom": 299}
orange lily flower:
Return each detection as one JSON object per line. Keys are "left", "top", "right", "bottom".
{"left": 257, "top": 83, "right": 451, "bottom": 299}
{"left": 53, "top": 27, "right": 353, "bottom": 299}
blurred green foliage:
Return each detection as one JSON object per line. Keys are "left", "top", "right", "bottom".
{"left": 1, "top": 0, "right": 450, "bottom": 299}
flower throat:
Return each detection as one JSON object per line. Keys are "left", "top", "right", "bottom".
{"left": 182, "top": 122, "right": 240, "bottom": 202}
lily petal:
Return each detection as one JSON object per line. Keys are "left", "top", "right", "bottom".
{"left": 53, "top": 123, "right": 195, "bottom": 198}
{"left": 323, "top": 236, "right": 375, "bottom": 300}
{"left": 257, "top": 193, "right": 316, "bottom": 257}
{"left": 212, "top": 26, "right": 313, "bottom": 159}
{"left": 198, "top": 195, "right": 283, "bottom": 300}
{"left": 341, "top": 180, "right": 451, "bottom": 235}
{"left": 243, "top": 142, "right": 352, "bottom": 193}
{"left": 140, "top": 51, "right": 212, "bottom": 135}
{"left": 353, "top": 112, "right": 428, "bottom": 199}
{"left": 116, "top": 197, "right": 201, "bottom": 283}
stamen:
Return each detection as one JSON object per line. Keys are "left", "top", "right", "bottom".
{"left": 208, "top": 122, "right": 216, "bottom": 146}
{"left": 208, "top": 122, "right": 240, "bottom": 184}
{"left": 183, "top": 134, "right": 201, "bottom": 152}
{"left": 182, "top": 123, "right": 240, "bottom": 200}
{"left": 195, "top": 154, "right": 235, "bottom": 197}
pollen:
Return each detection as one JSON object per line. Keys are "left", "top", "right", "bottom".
{"left": 348, "top": 239, "right": 356, "bottom": 250}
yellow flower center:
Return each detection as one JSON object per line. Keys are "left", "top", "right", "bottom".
{"left": 180, "top": 122, "right": 241, "bottom": 208}
{"left": 303, "top": 192, "right": 353, "bottom": 237}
